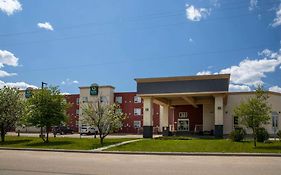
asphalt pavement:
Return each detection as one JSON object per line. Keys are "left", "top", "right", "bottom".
{"left": 0, "top": 150, "right": 281, "bottom": 175}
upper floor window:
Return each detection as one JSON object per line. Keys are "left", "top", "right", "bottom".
{"left": 134, "top": 96, "right": 141, "bottom": 103}
{"left": 100, "top": 96, "right": 108, "bottom": 103}
{"left": 134, "top": 108, "right": 142, "bottom": 116}
{"left": 76, "top": 98, "right": 80, "bottom": 105}
{"left": 76, "top": 109, "right": 79, "bottom": 116}
{"left": 82, "top": 97, "right": 88, "bottom": 103}
{"left": 115, "top": 96, "right": 122, "bottom": 104}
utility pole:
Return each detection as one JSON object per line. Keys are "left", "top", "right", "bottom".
{"left": 40, "top": 82, "right": 47, "bottom": 138}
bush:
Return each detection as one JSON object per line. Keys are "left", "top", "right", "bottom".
{"left": 277, "top": 130, "right": 281, "bottom": 140}
{"left": 256, "top": 128, "right": 269, "bottom": 142}
{"left": 229, "top": 128, "right": 246, "bottom": 142}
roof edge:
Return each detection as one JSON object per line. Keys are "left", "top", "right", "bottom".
{"left": 134, "top": 74, "right": 230, "bottom": 83}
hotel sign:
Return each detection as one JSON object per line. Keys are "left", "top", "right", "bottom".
{"left": 90, "top": 84, "right": 99, "bottom": 96}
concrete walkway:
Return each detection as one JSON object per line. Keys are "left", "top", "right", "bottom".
{"left": 92, "top": 139, "right": 142, "bottom": 152}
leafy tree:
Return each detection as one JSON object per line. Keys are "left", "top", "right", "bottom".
{"left": 83, "top": 101, "right": 126, "bottom": 145}
{"left": 25, "top": 86, "right": 68, "bottom": 143}
{"left": 0, "top": 87, "right": 25, "bottom": 142}
{"left": 234, "top": 86, "right": 271, "bottom": 147}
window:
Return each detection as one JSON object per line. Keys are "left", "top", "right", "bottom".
{"left": 272, "top": 112, "right": 279, "bottom": 128}
{"left": 76, "top": 109, "right": 79, "bottom": 116}
{"left": 76, "top": 98, "right": 79, "bottom": 105}
{"left": 134, "top": 96, "right": 141, "bottom": 103}
{"left": 233, "top": 116, "right": 239, "bottom": 126}
{"left": 179, "top": 112, "right": 188, "bottom": 118}
{"left": 134, "top": 121, "right": 141, "bottom": 128}
{"left": 82, "top": 97, "right": 88, "bottom": 103}
{"left": 100, "top": 96, "right": 107, "bottom": 103}
{"left": 115, "top": 96, "right": 122, "bottom": 104}
{"left": 134, "top": 108, "right": 141, "bottom": 116}
{"left": 116, "top": 108, "right": 122, "bottom": 113}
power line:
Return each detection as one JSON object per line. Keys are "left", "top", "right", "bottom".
{"left": 0, "top": 0, "right": 277, "bottom": 38}
{"left": 16, "top": 42, "right": 277, "bottom": 73}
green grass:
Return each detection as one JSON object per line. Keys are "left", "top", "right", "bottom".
{"left": 0, "top": 136, "right": 132, "bottom": 150}
{"left": 107, "top": 137, "right": 281, "bottom": 153}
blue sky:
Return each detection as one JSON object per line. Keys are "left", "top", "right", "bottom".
{"left": 0, "top": 0, "right": 281, "bottom": 94}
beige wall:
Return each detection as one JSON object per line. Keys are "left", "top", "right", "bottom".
{"left": 225, "top": 93, "right": 281, "bottom": 134}
{"left": 79, "top": 86, "right": 115, "bottom": 127}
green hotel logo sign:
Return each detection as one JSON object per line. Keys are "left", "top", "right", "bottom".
{"left": 25, "top": 88, "right": 32, "bottom": 98}
{"left": 90, "top": 84, "right": 99, "bottom": 96}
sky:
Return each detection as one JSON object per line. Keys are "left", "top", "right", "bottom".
{"left": 0, "top": 0, "right": 281, "bottom": 94}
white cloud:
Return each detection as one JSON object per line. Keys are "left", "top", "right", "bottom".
{"left": 37, "top": 22, "right": 54, "bottom": 31}
{"left": 249, "top": 0, "right": 258, "bottom": 11}
{"left": 0, "top": 50, "right": 19, "bottom": 77}
{"left": 196, "top": 70, "right": 212, "bottom": 75}
{"left": 0, "top": 80, "right": 37, "bottom": 90}
{"left": 0, "top": 70, "right": 16, "bottom": 77}
{"left": 272, "top": 4, "right": 281, "bottom": 27}
{"left": 0, "top": 50, "right": 19, "bottom": 68}
{"left": 61, "top": 92, "right": 70, "bottom": 95}
{"left": 61, "top": 78, "right": 79, "bottom": 85}
{"left": 197, "top": 48, "right": 281, "bottom": 91}
{"left": 185, "top": 4, "right": 210, "bottom": 21}
{"left": 229, "top": 84, "right": 251, "bottom": 92}
{"left": 269, "top": 86, "right": 281, "bottom": 93}
{"left": 0, "top": 0, "right": 22, "bottom": 15}
{"left": 220, "top": 49, "right": 281, "bottom": 86}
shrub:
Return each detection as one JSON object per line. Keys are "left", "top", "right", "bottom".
{"left": 277, "top": 130, "right": 281, "bottom": 140}
{"left": 229, "top": 128, "right": 246, "bottom": 142}
{"left": 256, "top": 128, "right": 269, "bottom": 142}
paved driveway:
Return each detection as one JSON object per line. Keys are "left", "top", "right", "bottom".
{"left": 0, "top": 150, "right": 281, "bottom": 175}
{"left": 7, "top": 132, "right": 160, "bottom": 139}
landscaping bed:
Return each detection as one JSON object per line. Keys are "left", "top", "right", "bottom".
{"left": 107, "top": 137, "right": 281, "bottom": 153}
{"left": 0, "top": 136, "right": 132, "bottom": 150}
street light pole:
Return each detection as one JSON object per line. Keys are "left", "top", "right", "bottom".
{"left": 40, "top": 82, "right": 47, "bottom": 138}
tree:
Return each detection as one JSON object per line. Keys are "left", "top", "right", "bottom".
{"left": 25, "top": 86, "right": 68, "bottom": 143}
{"left": 0, "top": 87, "right": 24, "bottom": 142}
{"left": 234, "top": 86, "right": 271, "bottom": 147}
{"left": 83, "top": 101, "right": 126, "bottom": 145}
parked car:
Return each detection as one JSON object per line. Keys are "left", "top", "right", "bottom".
{"left": 80, "top": 125, "right": 98, "bottom": 135}
{"left": 52, "top": 126, "right": 74, "bottom": 135}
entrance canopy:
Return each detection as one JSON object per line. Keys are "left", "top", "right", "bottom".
{"left": 134, "top": 74, "right": 230, "bottom": 138}
{"left": 135, "top": 74, "right": 230, "bottom": 107}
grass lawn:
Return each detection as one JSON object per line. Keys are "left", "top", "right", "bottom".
{"left": 0, "top": 136, "right": 132, "bottom": 150}
{"left": 107, "top": 137, "right": 281, "bottom": 153}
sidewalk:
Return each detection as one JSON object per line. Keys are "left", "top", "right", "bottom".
{"left": 92, "top": 139, "right": 142, "bottom": 152}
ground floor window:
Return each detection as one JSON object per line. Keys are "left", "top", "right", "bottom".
{"left": 134, "top": 121, "right": 141, "bottom": 128}
{"left": 272, "top": 112, "right": 279, "bottom": 131}
{"left": 177, "top": 119, "right": 189, "bottom": 131}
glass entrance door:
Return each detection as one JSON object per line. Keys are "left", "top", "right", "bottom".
{"left": 177, "top": 119, "right": 189, "bottom": 131}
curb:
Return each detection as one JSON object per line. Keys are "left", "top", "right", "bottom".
{"left": 1, "top": 147, "right": 281, "bottom": 157}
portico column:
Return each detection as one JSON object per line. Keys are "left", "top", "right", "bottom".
{"left": 159, "top": 105, "right": 169, "bottom": 135}
{"left": 214, "top": 96, "right": 224, "bottom": 138}
{"left": 143, "top": 97, "right": 153, "bottom": 138}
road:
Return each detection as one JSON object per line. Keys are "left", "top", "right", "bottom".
{"left": 0, "top": 150, "right": 281, "bottom": 175}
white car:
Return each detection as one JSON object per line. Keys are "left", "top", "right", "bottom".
{"left": 80, "top": 125, "right": 98, "bottom": 135}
